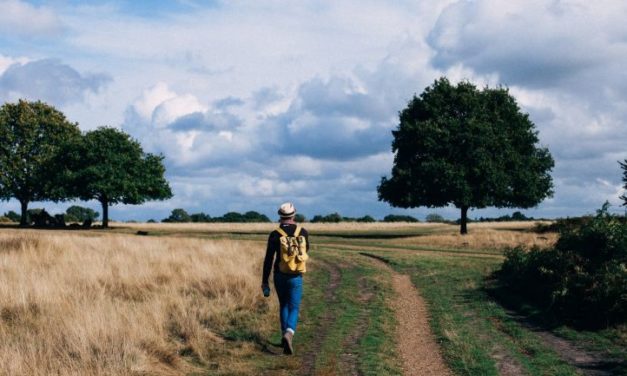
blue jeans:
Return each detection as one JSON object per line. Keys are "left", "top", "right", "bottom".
{"left": 273, "top": 272, "right": 303, "bottom": 334}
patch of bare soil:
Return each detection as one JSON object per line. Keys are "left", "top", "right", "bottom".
{"left": 300, "top": 261, "right": 342, "bottom": 376}
{"left": 505, "top": 311, "right": 624, "bottom": 376}
{"left": 527, "top": 324, "right": 622, "bottom": 375}
{"left": 491, "top": 343, "right": 526, "bottom": 376}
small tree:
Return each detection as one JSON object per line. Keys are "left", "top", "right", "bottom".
{"left": 0, "top": 100, "right": 81, "bottom": 225}
{"left": 190, "top": 212, "right": 212, "bottom": 222}
{"left": 64, "top": 127, "right": 172, "bottom": 228}
{"left": 378, "top": 78, "right": 554, "bottom": 234}
{"left": 3, "top": 210, "right": 21, "bottom": 223}
{"left": 294, "top": 213, "right": 306, "bottom": 223}
{"left": 65, "top": 205, "right": 99, "bottom": 222}
{"left": 425, "top": 213, "right": 445, "bottom": 223}
{"left": 621, "top": 160, "right": 627, "bottom": 206}
{"left": 163, "top": 208, "right": 191, "bottom": 223}
{"left": 383, "top": 214, "right": 419, "bottom": 222}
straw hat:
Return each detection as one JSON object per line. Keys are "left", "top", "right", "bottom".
{"left": 278, "top": 202, "right": 296, "bottom": 218}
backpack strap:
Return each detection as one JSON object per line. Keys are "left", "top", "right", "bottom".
{"left": 276, "top": 227, "right": 288, "bottom": 237}
{"left": 294, "top": 225, "right": 302, "bottom": 237}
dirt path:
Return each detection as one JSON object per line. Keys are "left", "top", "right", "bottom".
{"left": 390, "top": 273, "right": 452, "bottom": 376}
{"left": 361, "top": 253, "right": 451, "bottom": 376}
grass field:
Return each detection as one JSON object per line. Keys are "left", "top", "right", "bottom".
{"left": 0, "top": 222, "right": 624, "bottom": 375}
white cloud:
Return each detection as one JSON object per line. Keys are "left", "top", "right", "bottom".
{"left": 0, "top": 0, "right": 62, "bottom": 37}
{"left": 2, "top": 0, "right": 626, "bottom": 220}
{"left": 0, "top": 58, "right": 111, "bottom": 105}
{"left": 0, "top": 54, "right": 28, "bottom": 75}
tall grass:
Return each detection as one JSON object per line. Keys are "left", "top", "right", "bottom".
{"left": 0, "top": 231, "right": 273, "bottom": 375}
{"left": 392, "top": 226, "right": 557, "bottom": 250}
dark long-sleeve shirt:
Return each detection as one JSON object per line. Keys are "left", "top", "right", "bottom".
{"left": 262, "top": 223, "right": 310, "bottom": 285}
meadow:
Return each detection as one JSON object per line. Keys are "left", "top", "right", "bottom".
{"left": 0, "top": 221, "right": 624, "bottom": 375}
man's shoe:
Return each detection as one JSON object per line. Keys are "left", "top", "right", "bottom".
{"left": 282, "top": 331, "right": 294, "bottom": 355}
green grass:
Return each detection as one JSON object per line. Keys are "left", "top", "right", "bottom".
{"left": 298, "top": 251, "right": 401, "bottom": 375}
{"left": 373, "top": 253, "right": 579, "bottom": 375}
{"left": 101, "top": 223, "right": 625, "bottom": 375}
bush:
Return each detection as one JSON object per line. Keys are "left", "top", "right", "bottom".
{"left": 383, "top": 214, "right": 419, "bottom": 222}
{"left": 498, "top": 203, "right": 627, "bottom": 327}
{"left": 162, "top": 208, "right": 191, "bottom": 223}
{"left": 356, "top": 215, "right": 376, "bottom": 223}
{"left": 311, "top": 213, "right": 343, "bottom": 223}
{"left": 425, "top": 213, "right": 444, "bottom": 223}
{"left": 294, "top": 214, "right": 306, "bottom": 223}
{"left": 533, "top": 216, "right": 594, "bottom": 234}
{"left": 3, "top": 210, "right": 20, "bottom": 222}
{"left": 190, "top": 212, "right": 212, "bottom": 222}
{"left": 65, "top": 205, "right": 99, "bottom": 222}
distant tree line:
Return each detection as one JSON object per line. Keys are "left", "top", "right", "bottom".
{"left": 161, "top": 208, "right": 271, "bottom": 223}
{"left": 1, "top": 205, "right": 99, "bottom": 224}
{"left": 0, "top": 100, "right": 172, "bottom": 228}
{"left": 158, "top": 209, "right": 430, "bottom": 223}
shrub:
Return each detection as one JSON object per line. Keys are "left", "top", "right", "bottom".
{"left": 356, "top": 215, "right": 376, "bottom": 223}
{"left": 190, "top": 212, "right": 212, "bottom": 222}
{"left": 162, "top": 208, "right": 191, "bottom": 223}
{"left": 425, "top": 213, "right": 444, "bottom": 223}
{"left": 383, "top": 214, "right": 419, "bottom": 222}
{"left": 65, "top": 205, "right": 99, "bottom": 222}
{"left": 3, "top": 210, "right": 20, "bottom": 223}
{"left": 311, "top": 213, "right": 343, "bottom": 223}
{"left": 533, "top": 216, "right": 594, "bottom": 234}
{"left": 498, "top": 203, "right": 627, "bottom": 327}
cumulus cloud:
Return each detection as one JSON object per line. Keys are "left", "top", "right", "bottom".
{"left": 428, "top": 1, "right": 627, "bottom": 89}
{"left": 4, "top": 1, "right": 626, "bottom": 220}
{"left": 0, "top": 0, "right": 62, "bottom": 37}
{"left": 123, "top": 83, "right": 254, "bottom": 169}
{"left": 0, "top": 59, "right": 111, "bottom": 105}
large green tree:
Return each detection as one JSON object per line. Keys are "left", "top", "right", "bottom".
{"left": 63, "top": 127, "right": 172, "bottom": 228}
{"left": 621, "top": 160, "right": 627, "bottom": 206}
{"left": 378, "top": 78, "right": 554, "bottom": 234}
{"left": 0, "top": 100, "right": 81, "bottom": 225}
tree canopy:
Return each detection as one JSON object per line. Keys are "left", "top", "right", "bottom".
{"left": 0, "top": 100, "right": 81, "bottom": 225}
{"left": 378, "top": 77, "right": 554, "bottom": 234}
{"left": 64, "top": 127, "right": 172, "bottom": 228}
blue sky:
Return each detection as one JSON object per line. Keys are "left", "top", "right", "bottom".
{"left": 0, "top": 0, "right": 626, "bottom": 221}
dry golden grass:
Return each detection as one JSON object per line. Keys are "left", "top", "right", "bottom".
{"left": 0, "top": 230, "right": 274, "bottom": 375}
{"left": 392, "top": 223, "right": 557, "bottom": 251}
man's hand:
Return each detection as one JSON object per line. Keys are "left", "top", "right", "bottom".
{"left": 261, "top": 283, "right": 270, "bottom": 297}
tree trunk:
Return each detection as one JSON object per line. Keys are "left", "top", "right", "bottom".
{"left": 19, "top": 199, "right": 29, "bottom": 227}
{"left": 460, "top": 206, "right": 469, "bottom": 235}
{"left": 101, "top": 199, "right": 109, "bottom": 229}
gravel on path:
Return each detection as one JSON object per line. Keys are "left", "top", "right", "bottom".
{"left": 390, "top": 273, "right": 452, "bottom": 376}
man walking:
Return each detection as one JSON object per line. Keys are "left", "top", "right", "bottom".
{"left": 262, "top": 202, "right": 309, "bottom": 355}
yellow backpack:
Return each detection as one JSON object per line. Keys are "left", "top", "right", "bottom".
{"left": 277, "top": 226, "right": 308, "bottom": 274}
